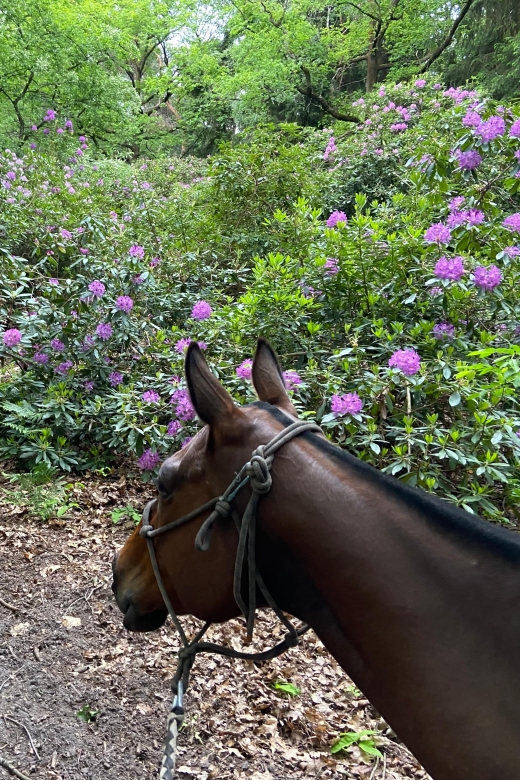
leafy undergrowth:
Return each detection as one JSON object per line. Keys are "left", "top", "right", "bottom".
{"left": 0, "top": 472, "right": 429, "bottom": 780}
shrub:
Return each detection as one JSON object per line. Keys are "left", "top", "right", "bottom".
{"left": 1, "top": 87, "right": 520, "bottom": 518}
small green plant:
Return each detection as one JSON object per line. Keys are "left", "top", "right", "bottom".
{"left": 111, "top": 505, "right": 141, "bottom": 524}
{"left": 331, "top": 729, "right": 382, "bottom": 759}
{"left": 0, "top": 469, "right": 76, "bottom": 521}
{"left": 76, "top": 704, "right": 98, "bottom": 723}
{"left": 272, "top": 680, "right": 301, "bottom": 696}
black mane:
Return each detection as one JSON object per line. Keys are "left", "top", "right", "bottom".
{"left": 253, "top": 402, "right": 520, "bottom": 565}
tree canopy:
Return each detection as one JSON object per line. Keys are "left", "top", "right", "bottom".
{"left": 0, "top": 0, "right": 518, "bottom": 156}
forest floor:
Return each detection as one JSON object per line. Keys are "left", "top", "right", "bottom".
{"left": 0, "top": 470, "right": 429, "bottom": 780}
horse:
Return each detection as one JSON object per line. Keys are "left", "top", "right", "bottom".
{"left": 112, "top": 338, "right": 520, "bottom": 780}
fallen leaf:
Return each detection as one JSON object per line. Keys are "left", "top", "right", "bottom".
{"left": 62, "top": 615, "right": 82, "bottom": 628}
{"left": 10, "top": 621, "right": 30, "bottom": 636}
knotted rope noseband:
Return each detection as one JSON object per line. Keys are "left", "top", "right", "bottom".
{"left": 139, "top": 419, "right": 322, "bottom": 779}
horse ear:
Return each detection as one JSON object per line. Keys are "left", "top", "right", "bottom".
{"left": 185, "top": 343, "right": 236, "bottom": 426}
{"left": 252, "top": 338, "right": 298, "bottom": 415}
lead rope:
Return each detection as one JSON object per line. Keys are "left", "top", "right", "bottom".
{"left": 140, "top": 419, "right": 322, "bottom": 779}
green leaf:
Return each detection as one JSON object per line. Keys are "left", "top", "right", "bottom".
{"left": 448, "top": 391, "right": 461, "bottom": 407}
{"left": 272, "top": 681, "right": 300, "bottom": 696}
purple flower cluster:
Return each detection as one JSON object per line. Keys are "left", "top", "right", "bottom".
{"left": 109, "top": 371, "right": 123, "bottom": 387}
{"left": 323, "top": 137, "right": 337, "bottom": 161}
{"left": 331, "top": 392, "right": 363, "bottom": 415}
{"left": 433, "top": 322, "right": 455, "bottom": 340}
{"left": 448, "top": 209, "right": 485, "bottom": 228}
{"left": 236, "top": 359, "right": 253, "bottom": 379}
{"left": 129, "top": 244, "right": 145, "bottom": 258}
{"left": 324, "top": 258, "right": 339, "bottom": 275}
{"left": 175, "top": 338, "right": 191, "bottom": 353}
{"left": 449, "top": 196, "right": 465, "bottom": 211}
{"left": 56, "top": 360, "right": 73, "bottom": 375}
{"left": 473, "top": 265, "right": 502, "bottom": 290}
{"left": 34, "top": 351, "right": 49, "bottom": 364}
{"left": 462, "top": 111, "right": 481, "bottom": 128}
{"left": 88, "top": 280, "right": 105, "bottom": 297}
{"left": 424, "top": 223, "right": 451, "bottom": 244}
{"left": 3, "top": 328, "right": 22, "bottom": 347}
{"left": 191, "top": 300, "right": 212, "bottom": 320}
{"left": 50, "top": 338, "right": 65, "bottom": 352}
{"left": 138, "top": 449, "right": 160, "bottom": 470}
{"left": 503, "top": 214, "right": 520, "bottom": 233}
{"left": 390, "top": 123, "right": 408, "bottom": 132}
{"left": 116, "top": 295, "right": 134, "bottom": 313}
{"left": 456, "top": 150, "right": 482, "bottom": 170}
{"left": 326, "top": 211, "right": 347, "bottom": 229}
{"left": 96, "top": 322, "right": 113, "bottom": 340}
{"left": 475, "top": 115, "right": 505, "bottom": 142}
{"left": 510, "top": 120, "right": 520, "bottom": 138}
{"left": 388, "top": 348, "right": 421, "bottom": 376}
{"left": 167, "top": 420, "right": 182, "bottom": 437}
{"left": 283, "top": 370, "right": 301, "bottom": 390}
{"left": 171, "top": 388, "right": 195, "bottom": 421}
{"left": 142, "top": 390, "right": 160, "bottom": 403}
{"left": 504, "top": 246, "right": 520, "bottom": 257}
{"left": 434, "top": 256, "right": 465, "bottom": 281}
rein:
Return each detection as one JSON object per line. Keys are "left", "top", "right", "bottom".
{"left": 139, "top": 419, "right": 321, "bottom": 779}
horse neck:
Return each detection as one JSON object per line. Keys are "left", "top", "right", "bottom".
{"left": 258, "top": 435, "right": 520, "bottom": 780}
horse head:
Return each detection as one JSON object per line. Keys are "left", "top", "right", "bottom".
{"left": 111, "top": 338, "right": 299, "bottom": 632}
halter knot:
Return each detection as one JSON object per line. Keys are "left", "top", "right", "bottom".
{"left": 194, "top": 498, "right": 230, "bottom": 552}
{"left": 246, "top": 447, "right": 273, "bottom": 494}
{"left": 214, "top": 498, "right": 231, "bottom": 517}
{"left": 139, "top": 523, "right": 154, "bottom": 538}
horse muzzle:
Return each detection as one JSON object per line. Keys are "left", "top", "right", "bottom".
{"left": 111, "top": 551, "right": 168, "bottom": 632}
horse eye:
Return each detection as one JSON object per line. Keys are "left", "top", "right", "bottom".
{"left": 157, "top": 477, "right": 170, "bottom": 497}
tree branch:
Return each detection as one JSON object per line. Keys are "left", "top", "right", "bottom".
{"left": 418, "top": 0, "right": 478, "bottom": 72}
{"left": 337, "top": 1, "right": 381, "bottom": 22}
{"left": 296, "top": 66, "right": 360, "bottom": 123}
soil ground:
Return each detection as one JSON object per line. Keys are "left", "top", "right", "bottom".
{"left": 0, "top": 471, "right": 429, "bottom": 780}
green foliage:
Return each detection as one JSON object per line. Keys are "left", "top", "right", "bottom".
{"left": 111, "top": 505, "right": 142, "bottom": 524}
{"left": 0, "top": 466, "right": 77, "bottom": 521}
{"left": 76, "top": 704, "right": 99, "bottom": 722}
{"left": 1, "top": 80, "right": 520, "bottom": 520}
{"left": 272, "top": 680, "right": 301, "bottom": 696}
{"left": 331, "top": 729, "right": 382, "bottom": 759}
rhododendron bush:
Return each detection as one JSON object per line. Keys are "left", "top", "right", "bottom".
{"left": 1, "top": 81, "right": 520, "bottom": 517}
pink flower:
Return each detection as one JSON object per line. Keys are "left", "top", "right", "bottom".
{"left": 503, "top": 214, "right": 520, "bottom": 233}
{"left": 434, "top": 256, "right": 465, "bottom": 281}
{"left": 326, "top": 211, "right": 347, "bottom": 228}
{"left": 96, "top": 322, "right": 113, "bottom": 340}
{"left": 191, "top": 300, "right": 212, "bottom": 320}
{"left": 142, "top": 390, "right": 160, "bottom": 403}
{"left": 116, "top": 295, "right": 134, "bottom": 313}
{"left": 167, "top": 420, "right": 182, "bottom": 436}
{"left": 388, "top": 349, "right": 421, "bottom": 376}
{"left": 510, "top": 119, "right": 520, "bottom": 138}
{"left": 324, "top": 258, "right": 339, "bottom": 275}
{"left": 88, "top": 280, "right": 105, "bottom": 297}
{"left": 424, "top": 224, "right": 451, "bottom": 244}
{"left": 331, "top": 393, "right": 363, "bottom": 416}
{"left": 175, "top": 338, "right": 191, "bottom": 353}
{"left": 138, "top": 449, "right": 160, "bottom": 470}
{"left": 473, "top": 265, "right": 502, "bottom": 290}
{"left": 283, "top": 370, "right": 301, "bottom": 390}
{"left": 129, "top": 244, "right": 145, "bottom": 258}
{"left": 415, "top": 79, "right": 426, "bottom": 88}
{"left": 3, "top": 328, "right": 22, "bottom": 347}
{"left": 236, "top": 359, "right": 253, "bottom": 379}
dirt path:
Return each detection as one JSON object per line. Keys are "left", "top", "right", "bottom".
{"left": 0, "top": 474, "right": 427, "bottom": 780}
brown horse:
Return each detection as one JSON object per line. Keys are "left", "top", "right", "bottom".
{"left": 113, "top": 339, "right": 520, "bottom": 780}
